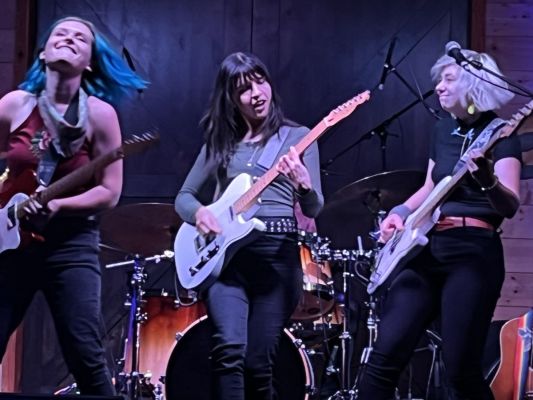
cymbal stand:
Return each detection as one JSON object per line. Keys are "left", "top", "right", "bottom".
{"left": 106, "top": 251, "right": 174, "bottom": 400}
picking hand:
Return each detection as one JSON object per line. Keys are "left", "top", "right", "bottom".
{"left": 379, "top": 214, "right": 404, "bottom": 243}
{"left": 195, "top": 206, "right": 221, "bottom": 235}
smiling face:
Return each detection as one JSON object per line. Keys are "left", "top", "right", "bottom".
{"left": 435, "top": 64, "right": 469, "bottom": 118}
{"left": 233, "top": 73, "right": 272, "bottom": 129}
{"left": 41, "top": 20, "right": 94, "bottom": 75}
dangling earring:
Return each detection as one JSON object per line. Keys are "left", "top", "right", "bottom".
{"left": 467, "top": 103, "right": 476, "bottom": 115}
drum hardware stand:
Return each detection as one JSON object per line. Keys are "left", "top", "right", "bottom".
{"left": 423, "top": 329, "right": 446, "bottom": 400}
{"left": 327, "top": 257, "right": 356, "bottom": 400}
{"left": 106, "top": 250, "right": 174, "bottom": 400}
{"left": 350, "top": 295, "right": 379, "bottom": 399}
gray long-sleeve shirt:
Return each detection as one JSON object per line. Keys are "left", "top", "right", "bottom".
{"left": 175, "top": 125, "right": 324, "bottom": 225}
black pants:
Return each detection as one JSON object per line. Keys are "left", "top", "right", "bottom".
{"left": 357, "top": 227, "right": 505, "bottom": 400}
{"left": 205, "top": 233, "right": 302, "bottom": 400}
{"left": 0, "top": 219, "right": 115, "bottom": 396}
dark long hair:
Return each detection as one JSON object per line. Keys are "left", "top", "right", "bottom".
{"left": 201, "top": 52, "right": 292, "bottom": 166}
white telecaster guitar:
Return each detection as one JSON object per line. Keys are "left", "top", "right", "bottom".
{"left": 175, "top": 91, "right": 371, "bottom": 290}
{"left": 368, "top": 100, "right": 533, "bottom": 294}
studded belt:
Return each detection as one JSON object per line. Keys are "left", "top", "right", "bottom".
{"left": 258, "top": 217, "right": 298, "bottom": 233}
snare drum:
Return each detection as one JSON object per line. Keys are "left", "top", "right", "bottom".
{"left": 165, "top": 316, "right": 315, "bottom": 400}
{"left": 125, "top": 296, "right": 206, "bottom": 384}
{"left": 292, "top": 244, "right": 335, "bottom": 321}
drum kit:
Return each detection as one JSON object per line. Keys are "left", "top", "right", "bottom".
{"left": 98, "top": 170, "right": 429, "bottom": 400}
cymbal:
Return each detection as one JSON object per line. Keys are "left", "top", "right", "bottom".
{"left": 99, "top": 202, "right": 182, "bottom": 256}
{"left": 316, "top": 170, "right": 425, "bottom": 249}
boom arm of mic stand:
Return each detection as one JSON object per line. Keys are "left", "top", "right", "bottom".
{"left": 321, "top": 90, "right": 435, "bottom": 169}
{"left": 463, "top": 61, "right": 533, "bottom": 98}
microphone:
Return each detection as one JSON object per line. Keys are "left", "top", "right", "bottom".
{"left": 445, "top": 41, "right": 482, "bottom": 69}
{"left": 378, "top": 37, "right": 397, "bottom": 90}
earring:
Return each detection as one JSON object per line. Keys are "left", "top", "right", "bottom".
{"left": 467, "top": 103, "right": 476, "bottom": 115}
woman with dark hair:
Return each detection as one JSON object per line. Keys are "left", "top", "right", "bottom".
{"left": 357, "top": 46, "right": 521, "bottom": 399}
{"left": 0, "top": 17, "right": 147, "bottom": 395}
{"left": 175, "top": 52, "right": 323, "bottom": 399}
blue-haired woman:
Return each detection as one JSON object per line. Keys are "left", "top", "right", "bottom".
{"left": 0, "top": 17, "right": 147, "bottom": 395}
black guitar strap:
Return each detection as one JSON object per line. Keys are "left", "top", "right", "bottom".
{"left": 451, "top": 117, "right": 506, "bottom": 174}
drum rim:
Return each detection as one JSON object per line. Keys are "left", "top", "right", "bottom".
{"left": 283, "top": 328, "right": 315, "bottom": 398}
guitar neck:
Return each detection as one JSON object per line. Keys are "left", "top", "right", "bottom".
{"left": 233, "top": 120, "right": 328, "bottom": 214}
{"left": 410, "top": 164, "right": 467, "bottom": 227}
{"left": 411, "top": 121, "right": 511, "bottom": 227}
{"left": 16, "top": 148, "right": 123, "bottom": 220}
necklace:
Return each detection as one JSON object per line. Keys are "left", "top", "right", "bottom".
{"left": 451, "top": 127, "right": 474, "bottom": 156}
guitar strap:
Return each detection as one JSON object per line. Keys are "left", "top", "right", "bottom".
{"left": 452, "top": 117, "right": 506, "bottom": 174}
{"left": 255, "top": 125, "right": 290, "bottom": 171}
{"left": 213, "top": 126, "right": 291, "bottom": 201}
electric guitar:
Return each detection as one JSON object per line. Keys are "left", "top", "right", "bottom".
{"left": 367, "top": 100, "right": 533, "bottom": 294}
{"left": 0, "top": 132, "right": 158, "bottom": 254}
{"left": 174, "top": 91, "right": 371, "bottom": 290}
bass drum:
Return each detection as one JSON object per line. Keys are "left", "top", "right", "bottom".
{"left": 165, "top": 316, "right": 315, "bottom": 400}
{"left": 124, "top": 296, "right": 206, "bottom": 384}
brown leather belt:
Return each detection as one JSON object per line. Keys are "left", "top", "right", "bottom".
{"left": 435, "top": 216, "right": 494, "bottom": 232}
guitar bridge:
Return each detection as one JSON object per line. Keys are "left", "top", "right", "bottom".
{"left": 189, "top": 244, "right": 220, "bottom": 276}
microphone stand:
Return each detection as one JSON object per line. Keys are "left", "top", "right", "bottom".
{"left": 461, "top": 59, "right": 533, "bottom": 98}
{"left": 321, "top": 90, "right": 434, "bottom": 173}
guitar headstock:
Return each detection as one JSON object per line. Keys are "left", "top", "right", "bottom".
{"left": 323, "top": 90, "right": 371, "bottom": 127}
{"left": 122, "top": 130, "right": 160, "bottom": 156}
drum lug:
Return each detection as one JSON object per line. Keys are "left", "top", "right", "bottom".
{"left": 305, "top": 383, "right": 317, "bottom": 395}
{"left": 293, "top": 338, "right": 305, "bottom": 349}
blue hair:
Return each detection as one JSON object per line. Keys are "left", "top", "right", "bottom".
{"left": 19, "top": 17, "right": 148, "bottom": 105}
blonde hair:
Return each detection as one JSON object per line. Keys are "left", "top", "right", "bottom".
{"left": 430, "top": 48, "right": 514, "bottom": 111}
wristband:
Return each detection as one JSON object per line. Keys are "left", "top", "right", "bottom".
{"left": 296, "top": 185, "right": 311, "bottom": 196}
{"left": 388, "top": 204, "right": 412, "bottom": 222}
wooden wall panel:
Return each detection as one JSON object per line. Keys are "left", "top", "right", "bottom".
{"left": 502, "top": 238, "right": 533, "bottom": 273}
{"left": 485, "top": 0, "right": 533, "bottom": 322}
{"left": 486, "top": 2, "right": 533, "bottom": 37}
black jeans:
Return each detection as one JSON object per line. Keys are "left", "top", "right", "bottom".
{"left": 205, "top": 233, "right": 302, "bottom": 400}
{"left": 357, "top": 227, "right": 505, "bottom": 400}
{"left": 0, "top": 219, "right": 115, "bottom": 396}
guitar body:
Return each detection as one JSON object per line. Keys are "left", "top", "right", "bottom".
{"left": 491, "top": 309, "right": 533, "bottom": 400}
{"left": 368, "top": 176, "right": 450, "bottom": 294}
{"left": 0, "top": 169, "right": 39, "bottom": 253}
{"left": 174, "top": 173, "right": 266, "bottom": 290}
{"left": 0, "top": 192, "right": 31, "bottom": 253}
